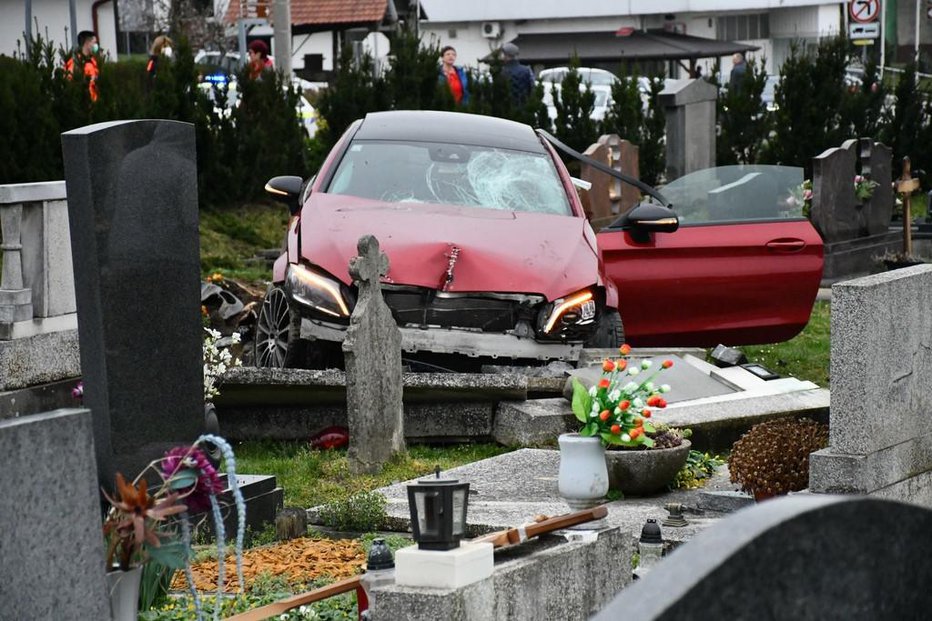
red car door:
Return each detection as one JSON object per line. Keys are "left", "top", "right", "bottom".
{"left": 597, "top": 166, "right": 824, "bottom": 347}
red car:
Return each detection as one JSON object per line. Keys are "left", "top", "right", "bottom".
{"left": 255, "top": 110, "right": 822, "bottom": 368}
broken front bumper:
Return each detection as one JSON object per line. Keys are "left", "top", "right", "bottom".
{"left": 299, "top": 317, "right": 584, "bottom": 361}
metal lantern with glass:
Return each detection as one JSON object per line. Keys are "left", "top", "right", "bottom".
{"left": 406, "top": 467, "right": 470, "bottom": 551}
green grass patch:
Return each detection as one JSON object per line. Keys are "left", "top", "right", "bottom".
{"left": 199, "top": 202, "right": 290, "bottom": 281}
{"left": 233, "top": 442, "right": 512, "bottom": 508}
{"left": 738, "top": 300, "right": 831, "bottom": 387}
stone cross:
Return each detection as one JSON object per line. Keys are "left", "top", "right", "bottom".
{"left": 343, "top": 235, "right": 405, "bottom": 475}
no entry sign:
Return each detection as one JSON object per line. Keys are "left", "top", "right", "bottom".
{"left": 849, "top": 0, "right": 880, "bottom": 23}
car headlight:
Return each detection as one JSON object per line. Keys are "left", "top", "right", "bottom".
{"left": 539, "top": 289, "right": 596, "bottom": 335}
{"left": 286, "top": 264, "right": 351, "bottom": 318}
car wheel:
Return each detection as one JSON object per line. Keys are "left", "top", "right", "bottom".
{"left": 255, "top": 285, "right": 307, "bottom": 368}
{"left": 586, "top": 309, "right": 625, "bottom": 348}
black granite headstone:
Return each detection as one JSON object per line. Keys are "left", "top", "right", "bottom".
{"left": 811, "top": 139, "right": 859, "bottom": 243}
{"left": 592, "top": 495, "right": 932, "bottom": 620}
{"left": 62, "top": 120, "right": 204, "bottom": 484}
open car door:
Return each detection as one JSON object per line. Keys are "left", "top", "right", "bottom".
{"left": 597, "top": 166, "right": 823, "bottom": 347}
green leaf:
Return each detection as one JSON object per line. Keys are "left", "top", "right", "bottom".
{"left": 642, "top": 420, "right": 656, "bottom": 434}
{"left": 581, "top": 422, "right": 598, "bottom": 437}
{"left": 641, "top": 436, "right": 655, "bottom": 448}
{"left": 146, "top": 540, "right": 187, "bottom": 570}
{"left": 571, "top": 378, "right": 592, "bottom": 424}
{"left": 168, "top": 470, "right": 198, "bottom": 490}
{"left": 601, "top": 432, "right": 623, "bottom": 445}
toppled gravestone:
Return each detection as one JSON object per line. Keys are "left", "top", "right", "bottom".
{"left": 342, "top": 235, "right": 405, "bottom": 474}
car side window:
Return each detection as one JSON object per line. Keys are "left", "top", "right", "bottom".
{"left": 660, "top": 165, "right": 806, "bottom": 225}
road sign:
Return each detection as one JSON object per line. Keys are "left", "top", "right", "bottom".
{"left": 850, "top": 22, "right": 880, "bottom": 39}
{"left": 850, "top": 0, "right": 880, "bottom": 23}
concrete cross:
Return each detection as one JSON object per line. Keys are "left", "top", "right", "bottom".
{"left": 348, "top": 234, "right": 389, "bottom": 292}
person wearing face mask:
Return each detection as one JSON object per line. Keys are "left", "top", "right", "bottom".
{"left": 65, "top": 30, "right": 100, "bottom": 102}
{"left": 146, "top": 35, "right": 174, "bottom": 82}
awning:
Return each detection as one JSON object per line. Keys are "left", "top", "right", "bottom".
{"left": 506, "top": 29, "right": 760, "bottom": 66}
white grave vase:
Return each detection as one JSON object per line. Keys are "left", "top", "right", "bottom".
{"left": 558, "top": 433, "right": 608, "bottom": 510}
{"left": 107, "top": 566, "right": 142, "bottom": 621}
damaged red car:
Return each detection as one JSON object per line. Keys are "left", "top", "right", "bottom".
{"left": 255, "top": 110, "right": 822, "bottom": 369}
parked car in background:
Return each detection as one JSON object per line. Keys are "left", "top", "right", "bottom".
{"left": 538, "top": 66, "right": 620, "bottom": 88}
{"left": 255, "top": 110, "right": 824, "bottom": 369}
{"left": 541, "top": 82, "right": 613, "bottom": 122}
{"left": 761, "top": 75, "right": 780, "bottom": 112}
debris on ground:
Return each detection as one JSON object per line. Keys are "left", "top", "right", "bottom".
{"left": 172, "top": 537, "right": 366, "bottom": 593}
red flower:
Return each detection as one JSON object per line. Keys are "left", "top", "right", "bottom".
{"left": 662, "top": 359, "right": 674, "bottom": 369}
{"left": 598, "top": 378, "right": 610, "bottom": 389}
{"left": 619, "top": 400, "right": 630, "bottom": 410}
{"left": 602, "top": 359, "right": 615, "bottom": 372}
{"left": 647, "top": 395, "right": 662, "bottom": 407}
{"left": 619, "top": 344, "right": 632, "bottom": 356}
{"left": 610, "top": 424, "right": 621, "bottom": 435}
{"left": 633, "top": 417, "right": 643, "bottom": 426}
{"left": 657, "top": 398, "right": 667, "bottom": 408}
{"left": 599, "top": 410, "right": 610, "bottom": 421}
{"left": 630, "top": 427, "right": 642, "bottom": 439}
{"left": 616, "top": 359, "right": 627, "bottom": 371}
{"left": 642, "top": 409, "right": 652, "bottom": 418}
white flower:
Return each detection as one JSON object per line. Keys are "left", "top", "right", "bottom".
{"left": 621, "top": 433, "right": 631, "bottom": 442}
{"left": 660, "top": 384, "right": 671, "bottom": 393}
{"left": 623, "top": 381, "right": 638, "bottom": 391}
{"left": 644, "top": 381, "right": 655, "bottom": 392}
{"left": 608, "top": 389, "right": 621, "bottom": 402}
{"left": 589, "top": 386, "right": 598, "bottom": 397}
{"left": 641, "top": 360, "right": 652, "bottom": 370}
{"left": 628, "top": 367, "right": 640, "bottom": 376}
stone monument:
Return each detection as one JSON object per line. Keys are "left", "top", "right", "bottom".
{"left": 580, "top": 134, "right": 641, "bottom": 230}
{"left": 659, "top": 79, "right": 717, "bottom": 181}
{"left": 342, "top": 235, "right": 405, "bottom": 474}
{"left": 61, "top": 120, "right": 205, "bottom": 484}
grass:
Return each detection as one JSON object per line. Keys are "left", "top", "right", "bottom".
{"left": 233, "top": 442, "right": 512, "bottom": 508}
{"left": 199, "top": 202, "right": 290, "bottom": 281}
{"left": 738, "top": 300, "right": 831, "bottom": 387}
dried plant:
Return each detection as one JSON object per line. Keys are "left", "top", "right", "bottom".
{"left": 728, "top": 417, "right": 829, "bottom": 498}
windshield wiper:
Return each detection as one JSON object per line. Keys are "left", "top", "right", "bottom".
{"left": 536, "top": 129, "right": 671, "bottom": 208}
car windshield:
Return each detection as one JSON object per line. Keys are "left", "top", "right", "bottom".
{"left": 659, "top": 165, "right": 806, "bottom": 224}
{"left": 327, "top": 140, "right": 573, "bottom": 216}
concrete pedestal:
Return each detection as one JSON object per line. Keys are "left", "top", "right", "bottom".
{"left": 395, "top": 542, "right": 494, "bottom": 589}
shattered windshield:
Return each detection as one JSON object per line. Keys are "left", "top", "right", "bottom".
{"left": 326, "top": 140, "right": 573, "bottom": 216}
{"left": 659, "top": 165, "right": 806, "bottom": 225}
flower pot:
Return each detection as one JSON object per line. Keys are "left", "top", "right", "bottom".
{"left": 604, "top": 440, "right": 691, "bottom": 496}
{"left": 558, "top": 433, "right": 608, "bottom": 511}
{"left": 107, "top": 565, "right": 142, "bottom": 621}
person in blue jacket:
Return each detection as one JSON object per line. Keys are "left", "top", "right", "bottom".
{"left": 438, "top": 45, "right": 469, "bottom": 106}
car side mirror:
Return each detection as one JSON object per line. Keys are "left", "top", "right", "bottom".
{"left": 264, "top": 175, "right": 304, "bottom": 215}
{"left": 611, "top": 203, "right": 679, "bottom": 242}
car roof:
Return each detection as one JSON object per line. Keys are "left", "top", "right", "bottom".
{"left": 355, "top": 110, "right": 546, "bottom": 154}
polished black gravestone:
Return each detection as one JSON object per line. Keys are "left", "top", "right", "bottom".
{"left": 62, "top": 120, "right": 204, "bottom": 484}
{"left": 592, "top": 495, "right": 932, "bottom": 620}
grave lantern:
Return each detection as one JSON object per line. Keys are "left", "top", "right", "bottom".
{"left": 406, "top": 467, "right": 470, "bottom": 550}
{"left": 633, "top": 518, "right": 664, "bottom": 579}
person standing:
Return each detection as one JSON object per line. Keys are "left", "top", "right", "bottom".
{"left": 438, "top": 45, "right": 469, "bottom": 106}
{"left": 65, "top": 30, "right": 100, "bottom": 102}
{"left": 247, "top": 40, "right": 274, "bottom": 80}
{"left": 500, "top": 42, "right": 534, "bottom": 107}
{"left": 146, "top": 35, "right": 174, "bottom": 82}
{"left": 729, "top": 53, "right": 747, "bottom": 93}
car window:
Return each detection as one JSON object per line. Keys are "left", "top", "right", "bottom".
{"left": 327, "top": 140, "right": 573, "bottom": 216}
{"left": 659, "top": 165, "right": 806, "bottom": 225}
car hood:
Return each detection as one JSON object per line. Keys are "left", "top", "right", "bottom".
{"left": 298, "top": 193, "right": 598, "bottom": 300}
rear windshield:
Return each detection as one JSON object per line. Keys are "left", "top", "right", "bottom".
{"left": 326, "top": 140, "right": 573, "bottom": 216}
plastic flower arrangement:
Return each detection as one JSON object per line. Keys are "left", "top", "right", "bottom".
{"left": 204, "top": 327, "right": 242, "bottom": 402}
{"left": 788, "top": 179, "right": 813, "bottom": 218}
{"left": 570, "top": 344, "right": 673, "bottom": 448}
{"left": 102, "top": 435, "right": 247, "bottom": 620}
{"left": 853, "top": 174, "right": 879, "bottom": 202}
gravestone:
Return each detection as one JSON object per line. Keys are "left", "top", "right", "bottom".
{"left": 0, "top": 408, "right": 109, "bottom": 619}
{"left": 61, "top": 120, "right": 204, "bottom": 484}
{"left": 580, "top": 141, "right": 613, "bottom": 226}
{"left": 615, "top": 137, "right": 640, "bottom": 214}
{"left": 580, "top": 135, "right": 641, "bottom": 230}
{"left": 658, "top": 79, "right": 717, "bottom": 181}
{"left": 809, "top": 265, "right": 932, "bottom": 504}
{"left": 591, "top": 495, "right": 932, "bottom": 620}
{"left": 342, "top": 235, "right": 404, "bottom": 474}
{"left": 811, "top": 138, "right": 901, "bottom": 280}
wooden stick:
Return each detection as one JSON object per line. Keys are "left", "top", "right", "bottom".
{"left": 225, "top": 575, "right": 363, "bottom": 621}
{"left": 471, "top": 506, "right": 608, "bottom": 547}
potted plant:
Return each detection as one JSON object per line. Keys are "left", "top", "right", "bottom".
{"left": 564, "top": 345, "right": 689, "bottom": 499}
{"left": 102, "top": 434, "right": 247, "bottom": 620}
{"left": 727, "top": 417, "right": 829, "bottom": 501}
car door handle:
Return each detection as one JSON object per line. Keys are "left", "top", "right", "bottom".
{"left": 766, "top": 238, "right": 806, "bottom": 252}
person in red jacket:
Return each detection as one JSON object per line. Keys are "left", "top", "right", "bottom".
{"left": 65, "top": 30, "right": 100, "bottom": 102}
{"left": 247, "top": 40, "right": 274, "bottom": 80}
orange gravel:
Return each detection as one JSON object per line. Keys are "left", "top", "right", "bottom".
{"left": 171, "top": 538, "right": 367, "bottom": 593}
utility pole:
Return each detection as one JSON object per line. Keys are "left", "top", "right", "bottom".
{"left": 273, "top": 0, "right": 292, "bottom": 75}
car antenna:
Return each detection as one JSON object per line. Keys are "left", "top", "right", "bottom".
{"left": 536, "top": 129, "right": 672, "bottom": 208}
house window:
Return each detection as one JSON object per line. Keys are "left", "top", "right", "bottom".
{"left": 717, "top": 14, "right": 770, "bottom": 41}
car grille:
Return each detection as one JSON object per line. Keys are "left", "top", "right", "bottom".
{"left": 382, "top": 290, "right": 524, "bottom": 332}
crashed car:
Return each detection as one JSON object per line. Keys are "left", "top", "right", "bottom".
{"left": 255, "top": 110, "right": 822, "bottom": 368}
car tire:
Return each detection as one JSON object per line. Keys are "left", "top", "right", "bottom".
{"left": 586, "top": 309, "right": 625, "bottom": 349}
{"left": 254, "top": 285, "right": 308, "bottom": 368}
